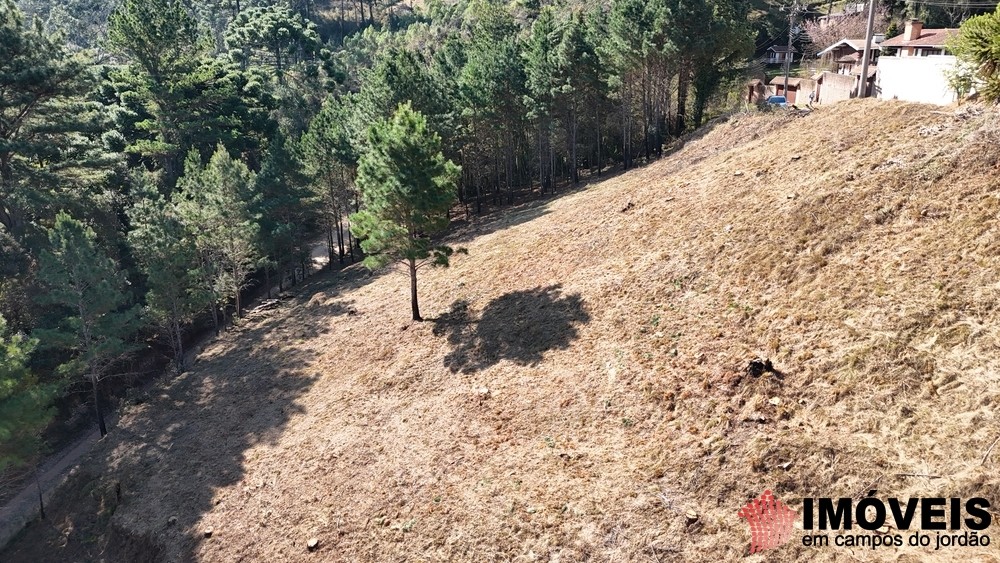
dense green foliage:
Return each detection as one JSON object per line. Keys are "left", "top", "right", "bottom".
{"left": 951, "top": 6, "right": 1000, "bottom": 102}
{"left": 351, "top": 103, "right": 460, "bottom": 321}
{"left": 35, "top": 213, "right": 140, "bottom": 437}
{"left": 0, "top": 315, "right": 56, "bottom": 470}
{"left": 1, "top": 0, "right": 757, "bottom": 468}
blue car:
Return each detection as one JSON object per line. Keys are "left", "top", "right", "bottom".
{"left": 766, "top": 95, "right": 789, "bottom": 108}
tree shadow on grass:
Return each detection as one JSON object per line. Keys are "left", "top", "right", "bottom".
{"left": 432, "top": 285, "right": 590, "bottom": 374}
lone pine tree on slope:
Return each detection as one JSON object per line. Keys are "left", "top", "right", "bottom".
{"left": 350, "top": 103, "right": 461, "bottom": 321}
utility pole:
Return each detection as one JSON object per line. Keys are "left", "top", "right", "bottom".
{"left": 782, "top": 0, "right": 803, "bottom": 100}
{"left": 857, "top": 0, "right": 878, "bottom": 97}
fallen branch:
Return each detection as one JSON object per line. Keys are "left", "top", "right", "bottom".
{"left": 895, "top": 473, "right": 942, "bottom": 479}
{"left": 982, "top": 434, "right": 1000, "bottom": 465}
{"left": 853, "top": 473, "right": 884, "bottom": 500}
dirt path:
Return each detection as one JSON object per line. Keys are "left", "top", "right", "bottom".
{"left": 0, "top": 423, "right": 104, "bottom": 549}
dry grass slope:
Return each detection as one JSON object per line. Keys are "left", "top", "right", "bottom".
{"left": 6, "top": 100, "right": 1000, "bottom": 562}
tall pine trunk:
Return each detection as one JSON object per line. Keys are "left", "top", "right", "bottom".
{"left": 327, "top": 223, "right": 336, "bottom": 265}
{"left": 596, "top": 103, "right": 603, "bottom": 176}
{"left": 234, "top": 291, "right": 241, "bottom": 320}
{"left": 571, "top": 104, "right": 579, "bottom": 184}
{"left": 174, "top": 320, "right": 184, "bottom": 370}
{"left": 348, "top": 228, "right": 356, "bottom": 263}
{"left": 91, "top": 375, "right": 107, "bottom": 437}
{"left": 536, "top": 126, "right": 543, "bottom": 194}
{"left": 676, "top": 62, "right": 689, "bottom": 136}
{"left": 408, "top": 257, "right": 421, "bottom": 321}
{"left": 210, "top": 293, "right": 220, "bottom": 334}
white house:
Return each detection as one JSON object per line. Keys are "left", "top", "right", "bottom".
{"left": 879, "top": 20, "right": 958, "bottom": 57}
{"left": 765, "top": 45, "right": 798, "bottom": 65}
{"left": 876, "top": 20, "right": 962, "bottom": 105}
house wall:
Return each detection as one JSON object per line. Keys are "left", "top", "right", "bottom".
{"left": 876, "top": 55, "right": 957, "bottom": 105}
{"left": 818, "top": 72, "right": 856, "bottom": 104}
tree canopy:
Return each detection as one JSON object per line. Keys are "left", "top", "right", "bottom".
{"left": 350, "top": 103, "right": 460, "bottom": 321}
{"left": 951, "top": 6, "right": 1000, "bottom": 102}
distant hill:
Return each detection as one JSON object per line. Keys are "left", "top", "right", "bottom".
{"left": 5, "top": 99, "right": 1000, "bottom": 562}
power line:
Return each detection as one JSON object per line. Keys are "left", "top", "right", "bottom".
{"left": 756, "top": 24, "right": 790, "bottom": 50}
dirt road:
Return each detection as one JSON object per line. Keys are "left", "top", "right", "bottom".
{"left": 0, "top": 425, "right": 103, "bottom": 549}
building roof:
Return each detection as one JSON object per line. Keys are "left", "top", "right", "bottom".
{"left": 767, "top": 45, "right": 799, "bottom": 53}
{"left": 881, "top": 28, "right": 959, "bottom": 48}
{"left": 768, "top": 76, "right": 816, "bottom": 87}
{"left": 816, "top": 38, "right": 880, "bottom": 57}
{"left": 849, "top": 66, "right": 878, "bottom": 78}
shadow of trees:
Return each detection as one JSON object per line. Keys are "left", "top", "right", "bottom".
{"left": 432, "top": 285, "right": 590, "bottom": 374}
{"left": 0, "top": 271, "right": 359, "bottom": 562}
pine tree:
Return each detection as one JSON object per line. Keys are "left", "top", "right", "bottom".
{"left": 175, "top": 146, "right": 260, "bottom": 322}
{"left": 224, "top": 4, "right": 321, "bottom": 83}
{"left": 355, "top": 47, "right": 453, "bottom": 147}
{"left": 554, "top": 13, "right": 601, "bottom": 184}
{"left": 460, "top": 1, "right": 527, "bottom": 208}
{"left": 0, "top": 0, "right": 103, "bottom": 237}
{"left": 0, "top": 315, "right": 57, "bottom": 471}
{"left": 128, "top": 179, "right": 207, "bottom": 369}
{"left": 35, "top": 212, "right": 139, "bottom": 438}
{"left": 107, "top": 0, "right": 207, "bottom": 184}
{"left": 301, "top": 96, "right": 359, "bottom": 265}
{"left": 252, "top": 134, "right": 322, "bottom": 292}
{"left": 523, "top": 7, "right": 560, "bottom": 192}
{"left": 606, "top": 0, "right": 652, "bottom": 168}
{"left": 350, "top": 103, "right": 461, "bottom": 321}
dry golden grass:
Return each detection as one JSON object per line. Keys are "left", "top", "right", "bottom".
{"left": 6, "top": 100, "right": 1000, "bottom": 562}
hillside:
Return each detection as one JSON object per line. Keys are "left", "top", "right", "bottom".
{"left": 5, "top": 100, "right": 1000, "bottom": 562}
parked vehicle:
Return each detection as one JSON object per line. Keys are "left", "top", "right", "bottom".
{"left": 766, "top": 95, "right": 789, "bottom": 108}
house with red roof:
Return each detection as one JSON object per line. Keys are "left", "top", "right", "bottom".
{"left": 880, "top": 20, "right": 959, "bottom": 57}
{"left": 875, "top": 20, "right": 963, "bottom": 105}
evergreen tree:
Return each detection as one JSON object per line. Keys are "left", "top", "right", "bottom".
{"left": 0, "top": 315, "right": 57, "bottom": 471}
{"left": 175, "top": 146, "right": 260, "bottom": 322}
{"left": 128, "top": 180, "right": 207, "bottom": 369}
{"left": 0, "top": 0, "right": 102, "bottom": 237}
{"left": 688, "top": 0, "right": 752, "bottom": 127}
{"left": 107, "top": 0, "right": 207, "bottom": 183}
{"left": 252, "top": 134, "right": 322, "bottom": 293}
{"left": 523, "top": 7, "right": 560, "bottom": 192}
{"left": 350, "top": 103, "right": 461, "bottom": 321}
{"left": 301, "top": 96, "right": 359, "bottom": 264}
{"left": 35, "top": 212, "right": 139, "bottom": 437}
{"left": 606, "top": 0, "right": 652, "bottom": 167}
{"left": 355, "top": 47, "right": 453, "bottom": 147}
{"left": 554, "top": 13, "right": 601, "bottom": 184}
{"left": 224, "top": 4, "right": 321, "bottom": 83}
{"left": 460, "top": 1, "right": 527, "bottom": 208}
